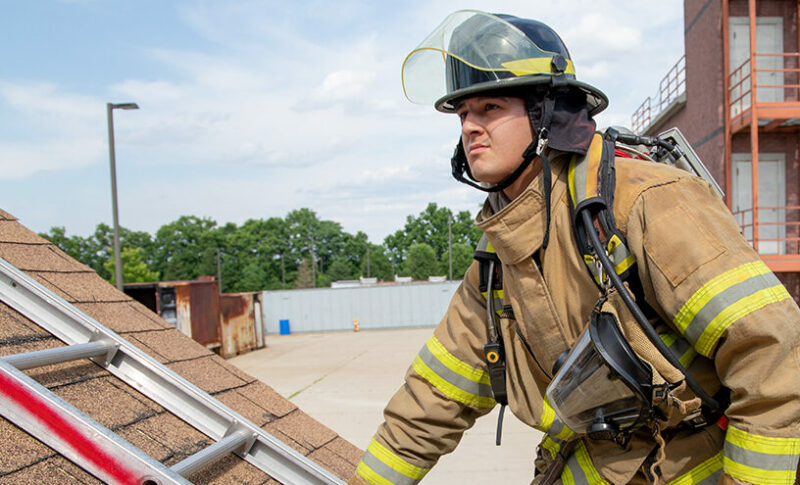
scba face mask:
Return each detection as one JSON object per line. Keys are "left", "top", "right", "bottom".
{"left": 546, "top": 306, "right": 665, "bottom": 442}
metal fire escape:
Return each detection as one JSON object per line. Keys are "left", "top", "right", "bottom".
{"left": 723, "top": 0, "right": 800, "bottom": 271}
{"left": 633, "top": 0, "right": 800, "bottom": 273}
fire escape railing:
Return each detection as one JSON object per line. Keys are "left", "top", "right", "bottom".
{"left": 631, "top": 55, "right": 686, "bottom": 134}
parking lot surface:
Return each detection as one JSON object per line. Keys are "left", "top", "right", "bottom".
{"left": 230, "top": 328, "right": 542, "bottom": 484}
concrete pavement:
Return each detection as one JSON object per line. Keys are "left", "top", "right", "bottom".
{"left": 230, "top": 328, "right": 542, "bottom": 484}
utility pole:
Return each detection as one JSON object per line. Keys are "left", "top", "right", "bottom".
{"left": 448, "top": 215, "right": 453, "bottom": 280}
{"left": 281, "top": 253, "right": 285, "bottom": 286}
{"left": 216, "top": 248, "right": 222, "bottom": 293}
{"left": 366, "top": 247, "right": 371, "bottom": 277}
{"left": 310, "top": 239, "right": 316, "bottom": 288}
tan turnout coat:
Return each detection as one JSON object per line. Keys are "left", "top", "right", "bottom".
{"left": 353, "top": 153, "right": 800, "bottom": 485}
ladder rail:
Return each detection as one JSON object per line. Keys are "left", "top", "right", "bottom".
{"left": 0, "top": 258, "right": 344, "bottom": 485}
{"left": 0, "top": 358, "right": 190, "bottom": 485}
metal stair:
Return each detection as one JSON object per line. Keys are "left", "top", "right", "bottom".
{"left": 0, "top": 257, "right": 344, "bottom": 485}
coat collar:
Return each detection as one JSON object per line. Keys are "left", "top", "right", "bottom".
{"left": 476, "top": 152, "right": 571, "bottom": 265}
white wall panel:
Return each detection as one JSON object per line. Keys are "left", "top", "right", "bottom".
{"left": 261, "top": 281, "right": 462, "bottom": 334}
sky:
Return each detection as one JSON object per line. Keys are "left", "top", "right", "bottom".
{"left": 0, "top": 0, "right": 685, "bottom": 243}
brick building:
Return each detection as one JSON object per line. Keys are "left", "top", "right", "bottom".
{"left": 632, "top": 0, "right": 800, "bottom": 298}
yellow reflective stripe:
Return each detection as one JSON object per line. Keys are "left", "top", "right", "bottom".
{"left": 695, "top": 283, "right": 790, "bottom": 356}
{"left": 666, "top": 452, "right": 723, "bottom": 485}
{"left": 357, "top": 462, "right": 394, "bottom": 485}
{"left": 659, "top": 332, "right": 698, "bottom": 368}
{"left": 412, "top": 356, "right": 495, "bottom": 407}
{"left": 537, "top": 400, "right": 575, "bottom": 440}
{"left": 412, "top": 335, "right": 495, "bottom": 408}
{"left": 723, "top": 459, "right": 798, "bottom": 485}
{"left": 674, "top": 261, "right": 771, "bottom": 333}
{"left": 726, "top": 425, "right": 800, "bottom": 455}
{"left": 607, "top": 235, "right": 636, "bottom": 275}
{"left": 660, "top": 332, "right": 678, "bottom": 347}
{"left": 426, "top": 335, "right": 490, "bottom": 385}
{"left": 501, "top": 57, "right": 576, "bottom": 76}
{"left": 562, "top": 441, "right": 609, "bottom": 485}
{"left": 673, "top": 261, "right": 791, "bottom": 356}
{"left": 364, "top": 439, "right": 429, "bottom": 482}
{"left": 541, "top": 436, "right": 561, "bottom": 459}
{"left": 569, "top": 156, "right": 579, "bottom": 206}
{"left": 723, "top": 426, "right": 800, "bottom": 485}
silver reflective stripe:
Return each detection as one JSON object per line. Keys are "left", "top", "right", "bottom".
{"left": 664, "top": 333, "right": 697, "bottom": 368}
{"left": 417, "top": 344, "right": 493, "bottom": 400}
{"left": 696, "top": 469, "right": 722, "bottom": 484}
{"left": 360, "top": 452, "right": 421, "bottom": 485}
{"left": 572, "top": 159, "right": 589, "bottom": 205}
{"left": 724, "top": 441, "right": 800, "bottom": 472}
{"left": 683, "top": 270, "right": 782, "bottom": 347}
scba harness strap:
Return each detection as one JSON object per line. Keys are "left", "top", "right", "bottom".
{"left": 473, "top": 131, "right": 631, "bottom": 445}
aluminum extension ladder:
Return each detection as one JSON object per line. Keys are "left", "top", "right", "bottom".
{"left": 0, "top": 258, "right": 344, "bottom": 485}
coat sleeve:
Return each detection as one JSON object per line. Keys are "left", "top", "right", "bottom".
{"left": 625, "top": 175, "right": 800, "bottom": 485}
{"left": 351, "top": 261, "right": 497, "bottom": 485}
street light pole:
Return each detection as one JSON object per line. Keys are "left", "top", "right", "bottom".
{"left": 107, "top": 102, "right": 139, "bottom": 291}
{"left": 448, "top": 215, "right": 453, "bottom": 280}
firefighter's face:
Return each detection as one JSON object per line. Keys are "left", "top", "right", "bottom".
{"left": 456, "top": 96, "right": 534, "bottom": 185}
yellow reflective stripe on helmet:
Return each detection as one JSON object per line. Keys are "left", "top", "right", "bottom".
{"left": 501, "top": 57, "right": 576, "bottom": 76}
{"left": 561, "top": 441, "right": 610, "bottom": 485}
{"left": 723, "top": 425, "right": 800, "bottom": 485}
{"left": 357, "top": 439, "right": 430, "bottom": 485}
{"left": 673, "top": 261, "right": 791, "bottom": 356}
{"left": 412, "top": 335, "right": 496, "bottom": 408}
{"left": 538, "top": 398, "right": 575, "bottom": 441}
{"left": 666, "top": 451, "right": 723, "bottom": 485}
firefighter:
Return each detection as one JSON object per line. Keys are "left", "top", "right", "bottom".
{"left": 352, "top": 11, "right": 800, "bottom": 484}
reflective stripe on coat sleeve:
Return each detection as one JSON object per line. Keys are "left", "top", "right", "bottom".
{"left": 672, "top": 261, "right": 791, "bottom": 356}
{"left": 356, "top": 439, "right": 431, "bottom": 485}
{"left": 666, "top": 451, "right": 723, "bottom": 484}
{"left": 411, "top": 334, "right": 496, "bottom": 408}
{"left": 560, "top": 441, "right": 609, "bottom": 485}
{"left": 722, "top": 425, "right": 800, "bottom": 485}
{"left": 537, "top": 398, "right": 575, "bottom": 441}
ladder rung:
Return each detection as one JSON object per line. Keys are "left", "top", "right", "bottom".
{"left": 171, "top": 429, "right": 251, "bottom": 477}
{"left": 2, "top": 341, "right": 116, "bottom": 371}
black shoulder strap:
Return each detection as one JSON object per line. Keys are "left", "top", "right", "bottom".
{"left": 567, "top": 131, "right": 636, "bottom": 289}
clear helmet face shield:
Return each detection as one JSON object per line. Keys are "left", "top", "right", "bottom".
{"left": 401, "top": 10, "right": 576, "bottom": 111}
{"left": 546, "top": 311, "right": 654, "bottom": 440}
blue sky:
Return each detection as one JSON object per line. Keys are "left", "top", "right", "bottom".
{"left": 1, "top": 0, "right": 684, "bottom": 242}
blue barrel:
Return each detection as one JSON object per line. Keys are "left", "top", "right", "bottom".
{"left": 279, "top": 319, "right": 291, "bottom": 335}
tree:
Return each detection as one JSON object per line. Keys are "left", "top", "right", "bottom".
{"left": 440, "top": 242, "right": 473, "bottom": 279}
{"left": 151, "top": 216, "right": 220, "bottom": 281}
{"left": 384, "top": 203, "right": 481, "bottom": 264}
{"left": 237, "top": 263, "right": 267, "bottom": 292}
{"left": 327, "top": 258, "right": 356, "bottom": 282}
{"left": 403, "top": 243, "right": 440, "bottom": 280}
{"left": 103, "top": 247, "right": 159, "bottom": 285}
{"left": 360, "top": 244, "right": 394, "bottom": 280}
{"left": 294, "top": 259, "right": 314, "bottom": 289}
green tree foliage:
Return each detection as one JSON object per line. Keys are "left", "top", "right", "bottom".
{"left": 440, "top": 243, "right": 474, "bottom": 279}
{"left": 103, "top": 247, "right": 159, "bottom": 285}
{"left": 294, "top": 259, "right": 314, "bottom": 288}
{"left": 152, "top": 216, "right": 221, "bottom": 281}
{"left": 40, "top": 202, "right": 480, "bottom": 292}
{"left": 327, "top": 258, "right": 356, "bottom": 282}
{"left": 361, "top": 244, "right": 393, "bottom": 280}
{"left": 403, "top": 243, "right": 440, "bottom": 280}
{"left": 384, "top": 202, "right": 480, "bottom": 266}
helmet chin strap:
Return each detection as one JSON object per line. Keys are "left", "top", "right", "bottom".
{"left": 450, "top": 90, "right": 556, "bottom": 247}
{"left": 450, "top": 139, "right": 538, "bottom": 193}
